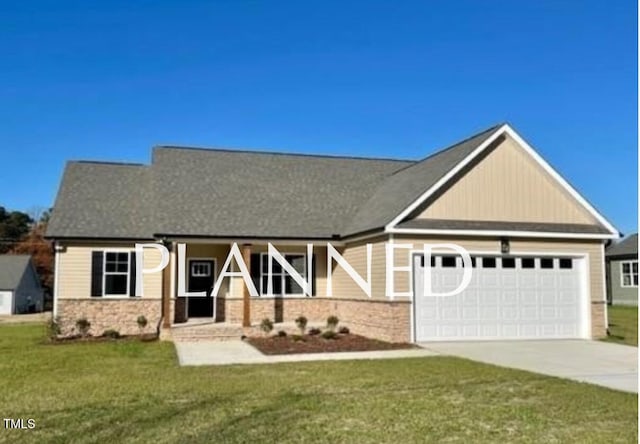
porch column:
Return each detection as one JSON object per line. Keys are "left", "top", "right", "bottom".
{"left": 161, "top": 241, "right": 173, "bottom": 329}
{"left": 242, "top": 243, "right": 252, "bottom": 327}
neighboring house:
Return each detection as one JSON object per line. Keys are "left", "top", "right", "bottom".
{"left": 0, "top": 255, "right": 44, "bottom": 315}
{"left": 46, "top": 123, "right": 619, "bottom": 342}
{"left": 606, "top": 233, "right": 638, "bottom": 306}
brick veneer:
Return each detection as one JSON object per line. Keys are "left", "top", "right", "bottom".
{"left": 225, "top": 297, "right": 411, "bottom": 342}
{"left": 591, "top": 301, "right": 607, "bottom": 339}
{"left": 57, "top": 299, "right": 162, "bottom": 336}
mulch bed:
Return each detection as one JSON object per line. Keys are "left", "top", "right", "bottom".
{"left": 246, "top": 333, "right": 417, "bottom": 355}
{"left": 47, "top": 333, "right": 158, "bottom": 344}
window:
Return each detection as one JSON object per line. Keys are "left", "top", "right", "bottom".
{"left": 621, "top": 260, "right": 638, "bottom": 288}
{"left": 559, "top": 258, "right": 573, "bottom": 269}
{"left": 260, "top": 253, "right": 307, "bottom": 296}
{"left": 540, "top": 258, "right": 554, "bottom": 269}
{"left": 521, "top": 258, "right": 535, "bottom": 269}
{"left": 191, "top": 262, "right": 211, "bottom": 277}
{"left": 482, "top": 257, "right": 496, "bottom": 268}
{"left": 502, "top": 258, "right": 516, "bottom": 268}
{"left": 441, "top": 256, "right": 457, "bottom": 267}
{"left": 104, "top": 252, "right": 130, "bottom": 296}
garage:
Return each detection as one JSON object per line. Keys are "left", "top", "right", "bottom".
{"left": 0, "top": 291, "right": 12, "bottom": 315}
{"left": 413, "top": 254, "right": 588, "bottom": 341}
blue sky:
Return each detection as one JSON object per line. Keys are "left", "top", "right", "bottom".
{"left": 0, "top": 0, "right": 637, "bottom": 233}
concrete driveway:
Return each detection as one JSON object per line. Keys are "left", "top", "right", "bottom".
{"left": 421, "top": 340, "right": 638, "bottom": 394}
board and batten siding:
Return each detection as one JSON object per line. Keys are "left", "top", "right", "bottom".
{"left": 57, "top": 243, "right": 163, "bottom": 299}
{"left": 392, "top": 236, "right": 605, "bottom": 303}
{"left": 414, "top": 135, "right": 598, "bottom": 225}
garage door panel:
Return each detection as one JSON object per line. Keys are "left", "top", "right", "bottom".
{"left": 414, "top": 254, "right": 585, "bottom": 341}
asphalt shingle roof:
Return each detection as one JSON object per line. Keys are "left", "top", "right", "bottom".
{"left": 0, "top": 255, "right": 31, "bottom": 290}
{"left": 606, "top": 234, "right": 638, "bottom": 258}
{"left": 46, "top": 124, "right": 611, "bottom": 240}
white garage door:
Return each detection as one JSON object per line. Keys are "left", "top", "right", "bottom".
{"left": 0, "top": 291, "right": 12, "bottom": 315}
{"left": 413, "top": 254, "right": 587, "bottom": 341}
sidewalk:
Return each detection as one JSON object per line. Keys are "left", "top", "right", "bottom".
{"left": 174, "top": 340, "right": 439, "bottom": 366}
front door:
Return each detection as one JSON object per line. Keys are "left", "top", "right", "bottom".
{"left": 187, "top": 260, "right": 215, "bottom": 318}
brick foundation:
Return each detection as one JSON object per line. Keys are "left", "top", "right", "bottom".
{"left": 57, "top": 299, "right": 162, "bottom": 336}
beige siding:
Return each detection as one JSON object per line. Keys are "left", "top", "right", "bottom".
{"left": 330, "top": 236, "right": 388, "bottom": 300}
{"left": 392, "top": 236, "right": 605, "bottom": 303}
{"left": 414, "top": 135, "right": 598, "bottom": 224}
{"left": 57, "top": 242, "right": 163, "bottom": 299}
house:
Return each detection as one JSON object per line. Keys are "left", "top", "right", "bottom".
{"left": 0, "top": 255, "right": 44, "bottom": 315}
{"left": 606, "top": 233, "right": 638, "bottom": 306}
{"left": 46, "top": 123, "right": 619, "bottom": 342}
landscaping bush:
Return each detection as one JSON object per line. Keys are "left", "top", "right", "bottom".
{"left": 295, "top": 316, "right": 308, "bottom": 335}
{"left": 308, "top": 328, "right": 321, "bottom": 336}
{"left": 321, "top": 330, "right": 339, "bottom": 340}
{"left": 102, "top": 329, "right": 121, "bottom": 339}
{"left": 75, "top": 318, "right": 91, "bottom": 337}
{"left": 326, "top": 315, "right": 339, "bottom": 332}
{"left": 136, "top": 315, "right": 148, "bottom": 334}
{"left": 260, "top": 318, "right": 274, "bottom": 335}
{"left": 46, "top": 316, "right": 61, "bottom": 338}
{"left": 291, "top": 334, "right": 305, "bottom": 342}
{"left": 277, "top": 330, "right": 287, "bottom": 337}
{"left": 338, "top": 326, "right": 350, "bottom": 335}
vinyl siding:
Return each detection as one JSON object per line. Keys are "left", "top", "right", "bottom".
{"left": 57, "top": 243, "right": 163, "bottom": 299}
{"left": 414, "top": 135, "right": 598, "bottom": 225}
{"left": 330, "top": 236, "right": 388, "bottom": 300}
{"left": 14, "top": 264, "right": 43, "bottom": 313}
{"left": 608, "top": 259, "right": 638, "bottom": 305}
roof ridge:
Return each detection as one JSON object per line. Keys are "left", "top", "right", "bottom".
{"left": 153, "top": 145, "right": 416, "bottom": 164}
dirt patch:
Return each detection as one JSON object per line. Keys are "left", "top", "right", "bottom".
{"left": 246, "top": 333, "right": 417, "bottom": 355}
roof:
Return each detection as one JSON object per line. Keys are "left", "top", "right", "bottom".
{"left": 398, "top": 219, "right": 611, "bottom": 234}
{"left": 606, "top": 234, "right": 638, "bottom": 259}
{"left": 46, "top": 123, "right": 615, "bottom": 240}
{"left": 0, "top": 255, "right": 32, "bottom": 290}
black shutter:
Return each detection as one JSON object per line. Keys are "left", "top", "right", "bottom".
{"left": 311, "top": 254, "right": 317, "bottom": 296}
{"left": 91, "top": 251, "right": 103, "bottom": 297}
{"left": 250, "top": 253, "right": 261, "bottom": 295}
{"left": 129, "top": 252, "right": 137, "bottom": 297}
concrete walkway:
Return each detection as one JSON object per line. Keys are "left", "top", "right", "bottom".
{"left": 421, "top": 340, "right": 638, "bottom": 394}
{"left": 174, "top": 340, "right": 438, "bottom": 366}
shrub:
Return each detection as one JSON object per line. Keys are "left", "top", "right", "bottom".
{"left": 326, "top": 315, "right": 339, "bottom": 332}
{"left": 136, "top": 315, "right": 148, "bottom": 334}
{"left": 47, "top": 316, "right": 61, "bottom": 338}
{"left": 295, "top": 316, "right": 308, "bottom": 335}
{"left": 321, "top": 330, "right": 339, "bottom": 340}
{"left": 260, "top": 318, "right": 274, "bottom": 335}
{"left": 338, "top": 326, "right": 350, "bottom": 335}
{"left": 291, "top": 334, "right": 305, "bottom": 342}
{"left": 277, "top": 330, "right": 287, "bottom": 337}
{"left": 102, "top": 329, "right": 120, "bottom": 339}
{"left": 75, "top": 318, "right": 91, "bottom": 337}
{"left": 308, "top": 328, "right": 321, "bottom": 336}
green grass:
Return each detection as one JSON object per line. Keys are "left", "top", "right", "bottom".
{"left": 0, "top": 324, "right": 636, "bottom": 443}
{"left": 605, "top": 305, "right": 638, "bottom": 346}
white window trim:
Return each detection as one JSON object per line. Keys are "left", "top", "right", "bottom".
{"left": 102, "top": 250, "right": 132, "bottom": 298}
{"left": 620, "top": 260, "right": 638, "bottom": 288}
{"left": 259, "top": 252, "right": 308, "bottom": 297}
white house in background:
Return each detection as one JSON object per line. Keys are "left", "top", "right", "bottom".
{"left": 0, "top": 255, "right": 44, "bottom": 315}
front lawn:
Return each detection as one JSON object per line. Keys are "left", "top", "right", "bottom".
{"left": 0, "top": 324, "right": 636, "bottom": 443}
{"left": 605, "top": 305, "right": 638, "bottom": 346}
